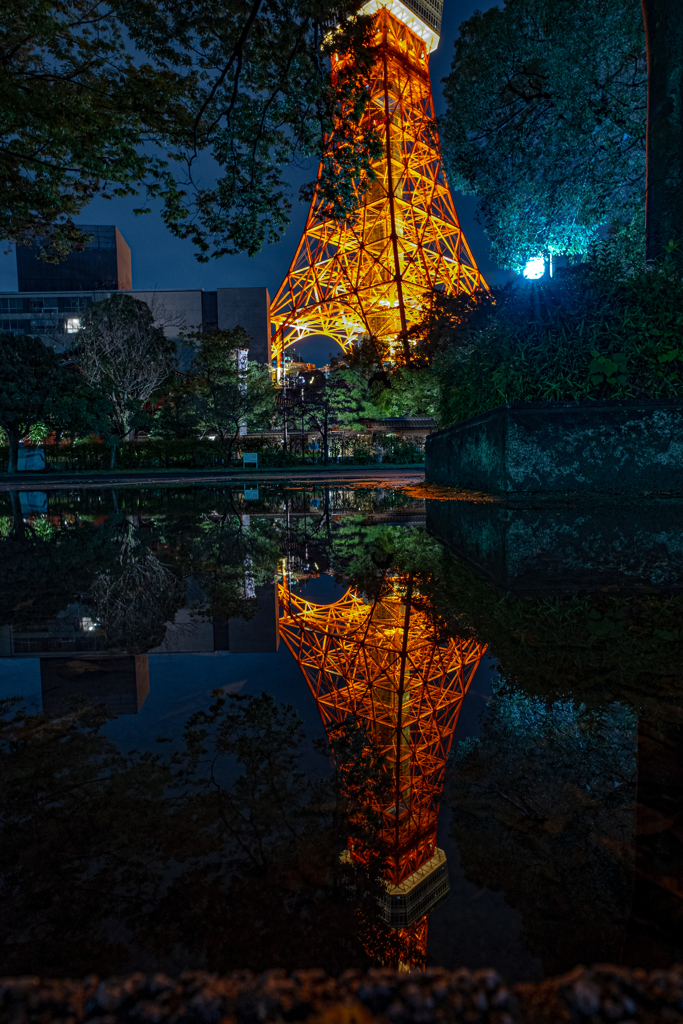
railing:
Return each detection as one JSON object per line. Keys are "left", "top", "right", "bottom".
{"left": 0, "top": 435, "right": 425, "bottom": 473}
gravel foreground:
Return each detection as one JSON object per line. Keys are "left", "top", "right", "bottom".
{"left": 2, "top": 965, "right": 683, "bottom": 1024}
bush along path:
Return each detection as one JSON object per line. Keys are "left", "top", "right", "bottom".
{"left": 433, "top": 252, "right": 683, "bottom": 430}
{"left": 0, "top": 435, "right": 426, "bottom": 474}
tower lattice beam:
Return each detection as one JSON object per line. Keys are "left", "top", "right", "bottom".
{"left": 278, "top": 577, "right": 486, "bottom": 887}
{"left": 270, "top": 2, "right": 486, "bottom": 366}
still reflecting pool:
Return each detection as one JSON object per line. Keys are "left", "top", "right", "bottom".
{"left": 0, "top": 483, "right": 681, "bottom": 979}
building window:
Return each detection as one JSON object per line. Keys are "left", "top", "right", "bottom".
{"left": 0, "top": 320, "right": 26, "bottom": 333}
{"left": 65, "top": 317, "right": 81, "bottom": 333}
{"left": 29, "top": 298, "right": 59, "bottom": 315}
{"left": 0, "top": 298, "right": 23, "bottom": 313}
{"left": 61, "top": 296, "right": 92, "bottom": 313}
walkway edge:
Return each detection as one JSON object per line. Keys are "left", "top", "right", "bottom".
{"left": 0, "top": 466, "right": 425, "bottom": 491}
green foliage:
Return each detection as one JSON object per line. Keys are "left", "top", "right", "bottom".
{"left": 331, "top": 333, "right": 440, "bottom": 421}
{"left": 0, "top": 332, "right": 107, "bottom": 472}
{"left": 0, "top": 511, "right": 120, "bottom": 628}
{"left": 164, "top": 328, "right": 275, "bottom": 459}
{"left": 326, "top": 366, "right": 382, "bottom": 429}
{"left": 378, "top": 435, "right": 424, "bottom": 464}
{"left": 330, "top": 522, "right": 443, "bottom": 602}
{"left": 2, "top": 0, "right": 378, "bottom": 261}
{"left": 0, "top": 0, "right": 185, "bottom": 259}
{"left": 441, "top": 0, "right": 646, "bottom": 269}
{"left": 0, "top": 434, "right": 423, "bottom": 473}
{"left": 433, "top": 258, "right": 683, "bottom": 428}
{"left": 0, "top": 504, "right": 186, "bottom": 651}
{"left": 173, "top": 504, "right": 281, "bottom": 622}
{"left": 373, "top": 366, "right": 439, "bottom": 418}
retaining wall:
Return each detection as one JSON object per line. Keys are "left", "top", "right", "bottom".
{"left": 425, "top": 402, "right": 683, "bottom": 494}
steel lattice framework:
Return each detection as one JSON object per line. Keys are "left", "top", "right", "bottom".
{"left": 270, "top": 3, "right": 486, "bottom": 365}
{"left": 278, "top": 577, "right": 486, "bottom": 887}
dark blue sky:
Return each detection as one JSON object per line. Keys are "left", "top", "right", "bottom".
{"left": 0, "top": 0, "right": 502, "bottom": 362}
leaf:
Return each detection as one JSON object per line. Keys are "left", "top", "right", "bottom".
{"left": 658, "top": 349, "right": 680, "bottom": 363}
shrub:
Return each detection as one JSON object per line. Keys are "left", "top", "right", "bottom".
{"left": 379, "top": 435, "right": 424, "bottom": 464}
{"left": 434, "top": 252, "right": 683, "bottom": 427}
{"left": 0, "top": 433, "right": 425, "bottom": 473}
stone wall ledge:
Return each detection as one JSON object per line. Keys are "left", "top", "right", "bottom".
{"left": 425, "top": 400, "right": 683, "bottom": 495}
{"left": 2, "top": 965, "right": 683, "bottom": 1024}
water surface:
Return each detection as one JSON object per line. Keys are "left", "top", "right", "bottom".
{"left": 1, "top": 482, "right": 681, "bottom": 979}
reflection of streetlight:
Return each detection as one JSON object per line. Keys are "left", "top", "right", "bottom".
{"left": 523, "top": 256, "right": 545, "bottom": 279}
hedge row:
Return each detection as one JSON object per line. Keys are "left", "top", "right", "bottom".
{"left": 2, "top": 435, "right": 425, "bottom": 473}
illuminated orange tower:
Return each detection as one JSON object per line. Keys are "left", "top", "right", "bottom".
{"left": 278, "top": 574, "right": 487, "bottom": 963}
{"left": 270, "top": 0, "right": 486, "bottom": 365}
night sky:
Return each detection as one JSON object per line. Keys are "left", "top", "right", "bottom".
{"left": 0, "top": 0, "right": 502, "bottom": 364}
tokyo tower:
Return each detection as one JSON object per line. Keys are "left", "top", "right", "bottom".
{"left": 278, "top": 573, "right": 486, "bottom": 964}
{"left": 270, "top": 0, "right": 486, "bottom": 366}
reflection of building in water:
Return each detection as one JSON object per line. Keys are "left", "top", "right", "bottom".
{"left": 1, "top": 578, "right": 279, "bottom": 720}
{"left": 40, "top": 655, "right": 150, "bottom": 717}
{"left": 0, "top": 579, "right": 280, "bottom": 660}
{"left": 278, "top": 574, "right": 486, "bottom": 962}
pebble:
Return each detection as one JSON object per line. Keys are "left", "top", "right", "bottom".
{"left": 1, "top": 965, "right": 683, "bottom": 1024}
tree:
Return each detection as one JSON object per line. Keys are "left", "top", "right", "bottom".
{"left": 88, "top": 552, "right": 185, "bottom": 653}
{"left": 0, "top": 332, "right": 106, "bottom": 473}
{"left": 170, "top": 327, "right": 276, "bottom": 461}
{"left": 281, "top": 368, "right": 334, "bottom": 462}
{"left": 73, "top": 294, "right": 177, "bottom": 466}
{"left": 0, "top": 503, "right": 121, "bottom": 624}
{"left": 326, "top": 365, "right": 382, "bottom": 429}
{"left": 641, "top": 0, "right": 683, "bottom": 262}
{"left": 441, "top": 0, "right": 647, "bottom": 270}
{"left": 0, "top": 0, "right": 185, "bottom": 261}
{"left": 2, "top": 0, "right": 379, "bottom": 261}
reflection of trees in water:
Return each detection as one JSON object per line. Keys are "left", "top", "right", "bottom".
{"left": 0, "top": 486, "right": 428, "bottom": 654}
{"left": 423, "top": 548, "right": 683, "bottom": 708}
{"left": 426, "top": 551, "right": 683, "bottom": 971}
{"left": 173, "top": 505, "right": 280, "bottom": 623}
{"left": 0, "top": 692, "right": 392, "bottom": 978}
{"left": 88, "top": 552, "right": 185, "bottom": 653}
{"left": 446, "top": 682, "right": 637, "bottom": 975}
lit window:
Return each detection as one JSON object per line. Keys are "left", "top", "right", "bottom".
{"left": 523, "top": 256, "right": 545, "bottom": 280}
{"left": 65, "top": 317, "right": 81, "bottom": 333}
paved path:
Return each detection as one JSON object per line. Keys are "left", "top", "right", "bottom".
{"left": 0, "top": 465, "right": 425, "bottom": 491}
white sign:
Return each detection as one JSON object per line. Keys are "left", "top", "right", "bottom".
{"left": 242, "top": 452, "right": 258, "bottom": 468}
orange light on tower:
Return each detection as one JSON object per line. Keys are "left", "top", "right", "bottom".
{"left": 278, "top": 574, "right": 487, "bottom": 964}
{"left": 270, "top": 0, "right": 486, "bottom": 367}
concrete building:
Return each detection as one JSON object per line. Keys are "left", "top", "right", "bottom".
{"left": 3, "top": 226, "right": 272, "bottom": 363}
{"left": 17, "top": 225, "right": 132, "bottom": 292}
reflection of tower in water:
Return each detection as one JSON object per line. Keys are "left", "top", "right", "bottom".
{"left": 278, "top": 574, "right": 486, "bottom": 963}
